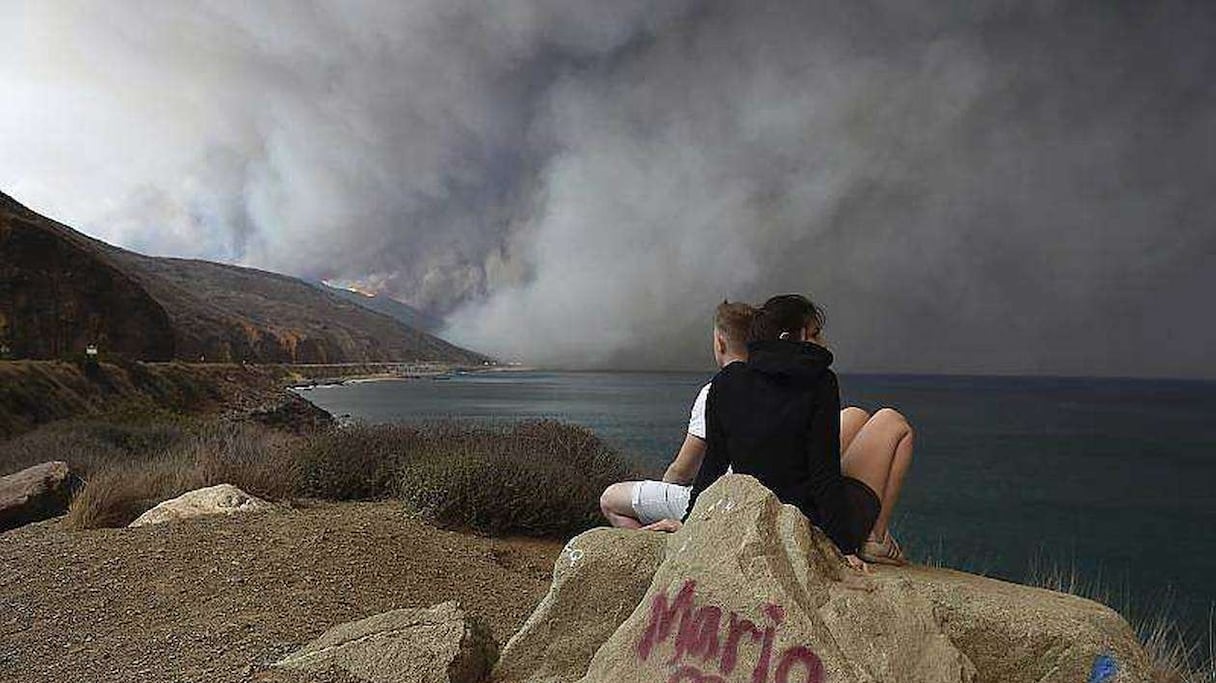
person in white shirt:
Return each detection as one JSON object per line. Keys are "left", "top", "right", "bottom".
{"left": 599, "top": 301, "right": 753, "bottom": 528}
{"left": 599, "top": 297, "right": 918, "bottom": 568}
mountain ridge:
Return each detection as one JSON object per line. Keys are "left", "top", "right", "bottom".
{"left": 0, "top": 191, "right": 486, "bottom": 364}
{"left": 320, "top": 284, "right": 444, "bottom": 334}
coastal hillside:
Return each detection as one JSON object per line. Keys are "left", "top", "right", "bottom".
{"left": 0, "top": 361, "right": 331, "bottom": 441}
{"left": 0, "top": 192, "right": 485, "bottom": 364}
{"left": 0, "top": 194, "right": 176, "bottom": 361}
{"left": 322, "top": 284, "right": 444, "bottom": 334}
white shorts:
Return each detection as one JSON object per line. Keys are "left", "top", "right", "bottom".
{"left": 631, "top": 481, "right": 692, "bottom": 525}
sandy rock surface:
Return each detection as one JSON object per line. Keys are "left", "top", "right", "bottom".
{"left": 493, "top": 528, "right": 666, "bottom": 683}
{"left": 129, "top": 483, "right": 273, "bottom": 527}
{"left": 576, "top": 475, "right": 975, "bottom": 683}
{"left": 880, "top": 564, "right": 1150, "bottom": 683}
{"left": 0, "top": 460, "right": 75, "bottom": 531}
{"left": 273, "top": 601, "right": 496, "bottom": 683}
{"left": 502, "top": 475, "right": 1150, "bottom": 683}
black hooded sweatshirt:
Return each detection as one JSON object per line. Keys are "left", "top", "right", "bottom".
{"left": 685, "top": 339, "right": 879, "bottom": 554}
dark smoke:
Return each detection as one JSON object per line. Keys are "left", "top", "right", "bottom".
{"left": 3, "top": 1, "right": 1213, "bottom": 376}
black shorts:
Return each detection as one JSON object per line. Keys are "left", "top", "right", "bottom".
{"left": 822, "top": 477, "right": 881, "bottom": 555}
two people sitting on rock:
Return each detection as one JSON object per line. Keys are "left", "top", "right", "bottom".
{"left": 600, "top": 294, "right": 913, "bottom": 568}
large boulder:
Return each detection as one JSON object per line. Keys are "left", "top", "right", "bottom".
{"left": 880, "top": 565, "right": 1150, "bottom": 683}
{"left": 503, "top": 475, "right": 1152, "bottom": 682}
{"left": 128, "top": 483, "right": 273, "bottom": 527}
{"left": 273, "top": 601, "right": 497, "bottom": 683}
{"left": 493, "top": 528, "right": 667, "bottom": 683}
{"left": 0, "top": 461, "right": 77, "bottom": 531}
{"left": 576, "top": 475, "right": 975, "bottom": 683}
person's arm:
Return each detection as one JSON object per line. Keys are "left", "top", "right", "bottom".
{"left": 662, "top": 434, "right": 706, "bottom": 484}
{"left": 683, "top": 383, "right": 729, "bottom": 521}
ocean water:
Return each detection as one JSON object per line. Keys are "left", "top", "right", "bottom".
{"left": 297, "top": 370, "right": 1216, "bottom": 643}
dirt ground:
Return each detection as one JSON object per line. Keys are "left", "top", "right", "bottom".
{"left": 0, "top": 500, "right": 563, "bottom": 682}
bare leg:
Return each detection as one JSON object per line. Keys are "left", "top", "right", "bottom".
{"left": 600, "top": 482, "right": 643, "bottom": 529}
{"left": 841, "top": 408, "right": 914, "bottom": 540}
{"left": 840, "top": 407, "right": 870, "bottom": 454}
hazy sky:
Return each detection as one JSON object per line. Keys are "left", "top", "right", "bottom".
{"left": 2, "top": 1, "right": 1213, "bottom": 377}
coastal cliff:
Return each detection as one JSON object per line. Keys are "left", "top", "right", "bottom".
{"left": 0, "top": 194, "right": 176, "bottom": 361}
{"left": 0, "top": 191, "right": 485, "bottom": 364}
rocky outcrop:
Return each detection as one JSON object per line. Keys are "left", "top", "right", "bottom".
{"left": 238, "top": 392, "right": 336, "bottom": 435}
{"left": 0, "top": 192, "right": 176, "bottom": 360}
{"left": 494, "top": 528, "right": 667, "bottom": 683}
{"left": 499, "top": 475, "right": 1150, "bottom": 683}
{"left": 0, "top": 461, "right": 77, "bottom": 531}
{"left": 575, "top": 475, "right": 975, "bottom": 683}
{"left": 128, "top": 484, "right": 273, "bottom": 527}
{"left": 273, "top": 601, "right": 497, "bottom": 683}
{"left": 884, "top": 565, "right": 1150, "bottom": 683}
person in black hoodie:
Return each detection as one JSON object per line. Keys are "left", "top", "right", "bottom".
{"left": 684, "top": 294, "right": 910, "bottom": 568}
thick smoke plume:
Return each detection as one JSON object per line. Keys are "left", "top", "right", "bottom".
{"left": 3, "top": 1, "right": 1213, "bottom": 376}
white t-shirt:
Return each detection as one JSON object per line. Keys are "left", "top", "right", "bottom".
{"left": 687, "top": 382, "right": 711, "bottom": 439}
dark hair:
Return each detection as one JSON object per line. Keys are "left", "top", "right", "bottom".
{"left": 714, "top": 300, "right": 756, "bottom": 352}
{"left": 749, "top": 294, "right": 826, "bottom": 342}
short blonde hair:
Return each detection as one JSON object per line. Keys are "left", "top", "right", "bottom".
{"left": 714, "top": 300, "right": 756, "bottom": 352}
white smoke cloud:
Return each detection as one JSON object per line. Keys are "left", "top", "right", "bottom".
{"left": 2, "top": 1, "right": 1213, "bottom": 376}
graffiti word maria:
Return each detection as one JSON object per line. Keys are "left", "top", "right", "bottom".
{"left": 636, "top": 580, "right": 823, "bottom": 683}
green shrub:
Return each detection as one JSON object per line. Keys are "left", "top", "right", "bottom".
{"left": 17, "top": 416, "right": 640, "bottom": 538}
{"left": 293, "top": 423, "right": 426, "bottom": 500}
{"left": 291, "top": 419, "right": 639, "bottom": 537}
{"left": 399, "top": 447, "right": 589, "bottom": 537}
{"left": 394, "top": 421, "right": 638, "bottom": 537}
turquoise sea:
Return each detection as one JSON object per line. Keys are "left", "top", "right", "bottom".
{"left": 296, "top": 370, "right": 1216, "bottom": 646}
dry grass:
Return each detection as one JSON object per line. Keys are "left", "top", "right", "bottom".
{"left": 293, "top": 423, "right": 426, "bottom": 500}
{"left": 395, "top": 421, "right": 637, "bottom": 537}
{"left": 5, "top": 415, "right": 638, "bottom": 538}
{"left": 0, "top": 359, "right": 294, "bottom": 441}
{"left": 0, "top": 361, "right": 117, "bottom": 438}
{"left": 1135, "top": 609, "right": 1215, "bottom": 683}
{"left": 64, "top": 456, "right": 195, "bottom": 529}
{"left": 1027, "top": 560, "right": 1215, "bottom": 682}
{"left": 298, "top": 420, "right": 639, "bottom": 537}
{"left": 61, "top": 422, "right": 297, "bottom": 529}
{"left": 0, "top": 417, "right": 187, "bottom": 479}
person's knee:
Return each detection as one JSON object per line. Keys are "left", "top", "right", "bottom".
{"left": 842, "top": 406, "right": 871, "bottom": 422}
{"left": 873, "top": 407, "right": 913, "bottom": 437}
{"left": 600, "top": 482, "right": 634, "bottom": 515}
{"left": 599, "top": 485, "right": 616, "bottom": 514}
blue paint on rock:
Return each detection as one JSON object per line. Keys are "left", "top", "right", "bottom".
{"left": 1088, "top": 654, "right": 1118, "bottom": 683}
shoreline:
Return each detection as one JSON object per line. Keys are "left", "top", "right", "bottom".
{"left": 0, "top": 360, "right": 511, "bottom": 441}
{"left": 286, "top": 362, "right": 536, "bottom": 389}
